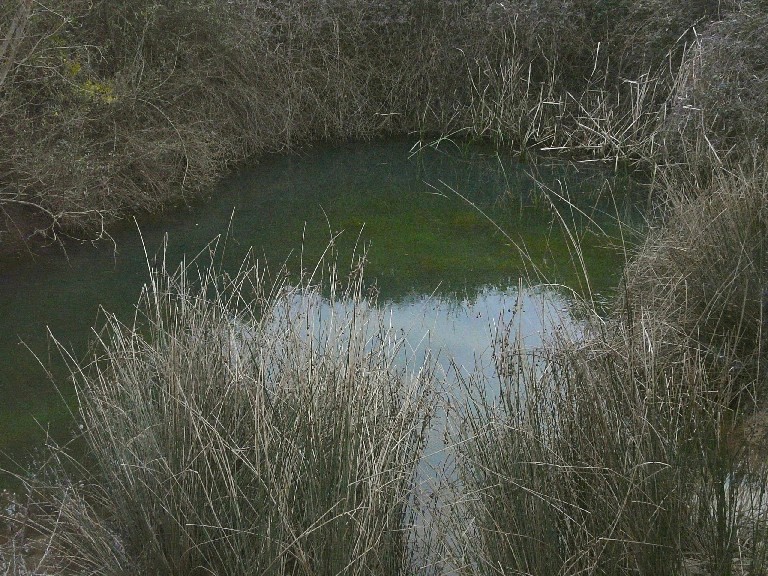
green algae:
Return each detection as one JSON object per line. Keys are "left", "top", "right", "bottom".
{"left": 0, "top": 139, "right": 639, "bottom": 482}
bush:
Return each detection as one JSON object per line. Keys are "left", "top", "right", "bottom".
{"left": 625, "top": 163, "right": 768, "bottom": 382}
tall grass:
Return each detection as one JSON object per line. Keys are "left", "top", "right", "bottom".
{"left": 2, "top": 247, "right": 434, "bottom": 575}
{"left": 3, "top": 0, "right": 763, "bottom": 245}
{"left": 625, "top": 163, "right": 767, "bottom": 378}
{"left": 445, "top": 157, "right": 768, "bottom": 574}
{"left": 452, "top": 328, "right": 766, "bottom": 574}
{"left": 3, "top": 1, "right": 768, "bottom": 572}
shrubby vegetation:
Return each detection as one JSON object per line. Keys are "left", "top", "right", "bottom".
{"left": 1, "top": 0, "right": 764, "bottom": 240}
{"left": 1, "top": 0, "right": 767, "bottom": 574}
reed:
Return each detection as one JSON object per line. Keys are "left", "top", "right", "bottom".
{"left": 3, "top": 1, "right": 768, "bottom": 572}
{"left": 2, "top": 248, "right": 434, "bottom": 575}
{"left": 445, "top": 153, "right": 768, "bottom": 575}
{"left": 450, "top": 291, "right": 767, "bottom": 575}
{"left": 3, "top": 0, "right": 761, "bottom": 246}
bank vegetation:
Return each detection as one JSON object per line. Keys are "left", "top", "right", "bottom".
{"left": 1, "top": 0, "right": 767, "bottom": 574}
{"left": 1, "top": 0, "right": 764, "bottom": 243}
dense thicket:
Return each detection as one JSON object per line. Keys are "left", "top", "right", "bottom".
{"left": 1, "top": 0, "right": 766, "bottom": 243}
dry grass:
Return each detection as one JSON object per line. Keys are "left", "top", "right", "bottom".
{"left": 3, "top": 1, "right": 768, "bottom": 573}
{"left": 450, "top": 296, "right": 767, "bottom": 575}
{"left": 2, "top": 0, "right": 764, "bottom": 246}
{"left": 624, "top": 163, "right": 767, "bottom": 385}
{"left": 1, "top": 246, "right": 435, "bottom": 575}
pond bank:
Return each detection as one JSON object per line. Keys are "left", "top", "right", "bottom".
{"left": 2, "top": 1, "right": 765, "bottom": 249}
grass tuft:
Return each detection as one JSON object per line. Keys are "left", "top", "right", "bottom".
{"left": 3, "top": 247, "right": 434, "bottom": 575}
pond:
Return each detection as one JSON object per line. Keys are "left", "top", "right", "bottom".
{"left": 0, "top": 138, "right": 638, "bottom": 482}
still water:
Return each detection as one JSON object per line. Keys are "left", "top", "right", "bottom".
{"left": 0, "top": 139, "right": 636, "bottom": 479}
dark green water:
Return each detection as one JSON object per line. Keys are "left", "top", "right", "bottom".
{"left": 0, "top": 139, "right": 637, "bottom": 481}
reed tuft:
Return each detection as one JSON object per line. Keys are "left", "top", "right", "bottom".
{"left": 3, "top": 249, "right": 434, "bottom": 575}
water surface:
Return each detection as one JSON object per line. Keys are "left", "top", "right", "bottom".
{"left": 0, "top": 139, "right": 636, "bottom": 479}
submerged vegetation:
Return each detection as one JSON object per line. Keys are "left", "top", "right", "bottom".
{"left": 1, "top": 0, "right": 768, "bottom": 574}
